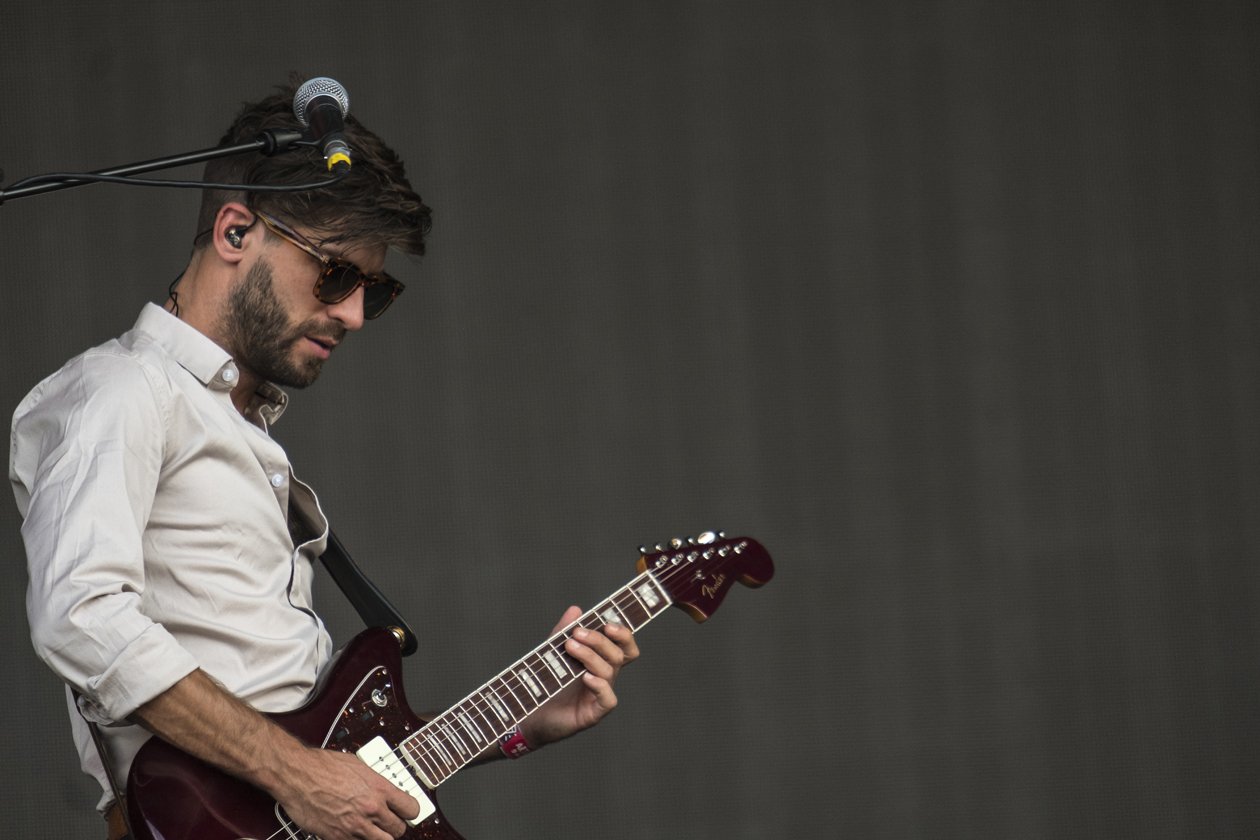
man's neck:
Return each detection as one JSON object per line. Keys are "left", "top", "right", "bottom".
{"left": 167, "top": 256, "right": 269, "bottom": 421}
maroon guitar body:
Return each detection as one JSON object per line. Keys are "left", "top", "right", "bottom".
{"left": 126, "top": 533, "right": 773, "bottom": 840}
{"left": 127, "top": 628, "right": 461, "bottom": 839}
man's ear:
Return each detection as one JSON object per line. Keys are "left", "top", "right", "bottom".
{"left": 210, "top": 203, "right": 256, "bottom": 264}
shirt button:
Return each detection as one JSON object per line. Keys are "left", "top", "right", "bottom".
{"left": 270, "top": 473, "right": 285, "bottom": 488}
{"left": 222, "top": 368, "right": 236, "bottom": 382}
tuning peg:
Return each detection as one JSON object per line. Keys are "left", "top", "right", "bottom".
{"left": 697, "top": 531, "right": 718, "bottom": 545}
{"left": 638, "top": 545, "right": 649, "bottom": 555}
{"left": 669, "top": 537, "right": 684, "bottom": 549}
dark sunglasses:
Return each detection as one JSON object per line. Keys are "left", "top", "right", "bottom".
{"left": 254, "top": 211, "right": 405, "bottom": 320}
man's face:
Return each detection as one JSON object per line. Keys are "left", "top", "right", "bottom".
{"left": 222, "top": 224, "right": 386, "bottom": 389}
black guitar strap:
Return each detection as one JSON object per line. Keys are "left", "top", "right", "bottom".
{"left": 318, "top": 530, "right": 418, "bottom": 657}
{"left": 285, "top": 491, "right": 417, "bottom": 657}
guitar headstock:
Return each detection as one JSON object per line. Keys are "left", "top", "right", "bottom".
{"left": 635, "top": 531, "right": 774, "bottom": 623}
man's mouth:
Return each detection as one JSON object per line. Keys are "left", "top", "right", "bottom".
{"left": 305, "top": 335, "right": 338, "bottom": 359}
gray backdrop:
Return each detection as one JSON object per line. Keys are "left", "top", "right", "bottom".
{"left": 2, "top": 2, "right": 1257, "bottom": 838}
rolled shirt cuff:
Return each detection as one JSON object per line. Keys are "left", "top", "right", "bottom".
{"left": 74, "top": 622, "right": 200, "bottom": 725}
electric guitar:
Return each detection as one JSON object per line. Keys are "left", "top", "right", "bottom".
{"left": 125, "top": 531, "right": 774, "bottom": 839}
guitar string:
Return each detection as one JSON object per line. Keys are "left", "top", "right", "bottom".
{"left": 247, "top": 547, "right": 746, "bottom": 838}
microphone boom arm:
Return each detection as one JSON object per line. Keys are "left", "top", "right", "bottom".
{"left": 0, "top": 128, "right": 305, "bottom": 206}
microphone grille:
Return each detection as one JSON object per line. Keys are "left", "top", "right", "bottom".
{"left": 293, "top": 77, "right": 350, "bottom": 125}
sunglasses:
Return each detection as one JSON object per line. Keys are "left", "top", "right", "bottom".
{"left": 254, "top": 211, "right": 405, "bottom": 320}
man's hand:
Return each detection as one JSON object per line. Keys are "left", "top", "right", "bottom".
{"left": 273, "top": 747, "right": 419, "bottom": 840}
{"left": 520, "top": 605, "right": 641, "bottom": 748}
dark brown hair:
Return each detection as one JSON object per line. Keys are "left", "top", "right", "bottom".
{"left": 195, "top": 78, "right": 431, "bottom": 256}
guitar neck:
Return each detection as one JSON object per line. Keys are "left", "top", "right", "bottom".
{"left": 398, "top": 569, "right": 674, "bottom": 788}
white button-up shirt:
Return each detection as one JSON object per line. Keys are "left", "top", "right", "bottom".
{"left": 10, "top": 303, "right": 334, "bottom": 808}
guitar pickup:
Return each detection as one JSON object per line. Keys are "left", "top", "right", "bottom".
{"left": 356, "top": 736, "right": 436, "bottom": 826}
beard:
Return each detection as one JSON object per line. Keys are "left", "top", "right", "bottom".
{"left": 222, "top": 257, "right": 346, "bottom": 389}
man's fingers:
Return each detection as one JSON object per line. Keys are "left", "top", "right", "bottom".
{"left": 384, "top": 782, "right": 421, "bottom": 824}
{"left": 603, "top": 622, "right": 640, "bottom": 663}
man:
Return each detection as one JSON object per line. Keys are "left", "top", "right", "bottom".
{"left": 10, "top": 81, "right": 638, "bottom": 840}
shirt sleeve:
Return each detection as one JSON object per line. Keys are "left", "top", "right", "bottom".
{"left": 12, "top": 349, "right": 199, "bottom": 724}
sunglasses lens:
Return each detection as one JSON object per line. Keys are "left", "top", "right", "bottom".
{"left": 317, "top": 264, "right": 362, "bottom": 304}
{"left": 313, "top": 261, "right": 402, "bottom": 319}
{"left": 362, "top": 282, "right": 400, "bottom": 319}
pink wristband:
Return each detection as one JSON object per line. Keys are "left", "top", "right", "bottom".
{"left": 499, "top": 726, "right": 532, "bottom": 758}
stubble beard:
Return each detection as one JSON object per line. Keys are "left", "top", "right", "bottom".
{"left": 223, "top": 258, "right": 345, "bottom": 389}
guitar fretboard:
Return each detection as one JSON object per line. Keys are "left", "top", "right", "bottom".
{"left": 399, "top": 570, "right": 672, "bottom": 787}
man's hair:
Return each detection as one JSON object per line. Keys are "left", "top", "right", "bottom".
{"left": 195, "top": 78, "right": 431, "bottom": 256}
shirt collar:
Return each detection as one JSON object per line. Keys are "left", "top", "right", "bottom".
{"left": 132, "top": 303, "right": 289, "bottom": 424}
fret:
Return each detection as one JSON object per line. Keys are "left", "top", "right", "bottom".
{"left": 420, "top": 732, "right": 452, "bottom": 776}
{"left": 464, "top": 690, "right": 492, "bottom": 731}
{"left": 455, "top": 709, "right": 488, "bottom": 752}
{"left": 485, "top": 684, "right": 518, "bottom": 726}
{"left": 526, "top": 652, "right": 561, "bottom": 695}
{"left": 437, "top": 718, "right": 472, "bottom": 761}
{"left": 402, "top": 738, "right": 441, "bottom": 788}
{"left": 614, "top": 588, "right": 650, "bottom": 628}
{"left": 455, "top": 714, "right": 478, "bottom": 755}
{"left": 547, "top": 632, "right": 585, "bottom": 679}
{"left": 515, "top": 663, "right": 546, "bottom": 702}
{"left": 495, "top": 674, "right": 532, "bottom": 719}
{"left": 466, "top": 701, "right": 499, "bottom": 743}
{"left": 638, "top": 572, "right": 670, "bottom": 615}
{"left": 598, "top": 601, "right": 628, "bottom": 628}
{"left": 420, "top": 730, "right": 456, "bottom": 776}
{"left": 540, "top": 647, "right": 568, "bottom": 680}
{"left": 543, "top": 639, "right": 577, "bottom": 680}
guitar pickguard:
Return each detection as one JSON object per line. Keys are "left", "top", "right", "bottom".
{"left": 318, "top": 664, "right": 417, "bottom": 752}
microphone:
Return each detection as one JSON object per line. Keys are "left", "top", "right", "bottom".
{"left": 293, "top": 77, "right": 352, "bottom": 173}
